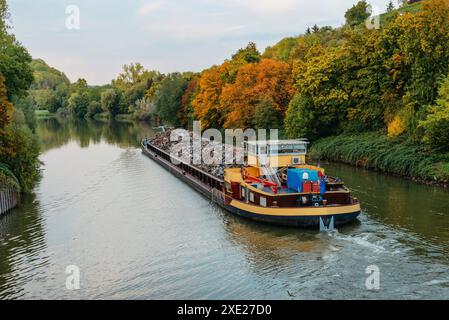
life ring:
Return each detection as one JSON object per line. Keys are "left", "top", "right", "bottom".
{"left": 314, "top": 202, "right": 320, "bottom": 207}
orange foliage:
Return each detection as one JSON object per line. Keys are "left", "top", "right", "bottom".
{"left": 192, "top": 63, "right": 230, "bottom": 127}
{"left": 219, "top": 59, "right": 295, "bottom": 128}
{"left": 0, "top": 74, "right": 13, "bottom": 134}
{"left": 178, "top": 77, "right": 199, "bottom": 127}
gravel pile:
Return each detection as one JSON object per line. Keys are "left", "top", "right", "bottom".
{"left": 149, "top": 129, "right": 244, "bottom": 179}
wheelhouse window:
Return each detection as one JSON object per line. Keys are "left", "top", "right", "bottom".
{"left": 249, "top": 192, "right": 254, "bottom": 203}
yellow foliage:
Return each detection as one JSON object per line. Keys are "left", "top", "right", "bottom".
{"left": 387, "top": 115, "right": 406, "bottom": 137}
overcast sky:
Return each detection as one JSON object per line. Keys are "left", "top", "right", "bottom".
{"left": 8, "top": 0, "right": 393, "bottom": 85}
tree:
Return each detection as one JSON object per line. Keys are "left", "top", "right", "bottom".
{"left": 380, "top": 0, "right": 449, "bottom": 107}
{"left": 67, "top": 79, "right": 90, "bottom": 118}
{"left": 179, "top": 76, "right": 199, "bottom": 127}
{"left": 154, "top": 73, "right": 188, "bottom": 126}
{"left": 253, "top": 99, "right": 280, "bottom": 129}
{"left": 231, "top": 42, "right": 261, "bottom": 65}
{"left": 262, "top": 37, "right": 298, "bottom": 61}
{"left": 68, "top": 91, "right": 89, "bottom": 118}
{"left": 87, "top": 100, "right": 102, "bottom": 117}
{"left": 0, "top": 0, "right": 40, "bottom": 192}
{"left": 344, "top": 1, "right": 371, "bottom": 27}
{"left": 0, "top": 74, "right": 12, "bottom": 134}
{"left": 219, "top": 59, "right": 295, "bottom": 128}
{"left": 284, "top": 93, "right": 320, "bottom": 139}
{"left": 387, "top": 0, "right": 395, "bottom": 12}
{"left": 192, "top": 64, "right": 228, "bottom": 128}
{"left": 113, "top": 63, "right": 160, "bottom": 114}
{"left": 0, "top": 1, "right": 33, "bottom": 100}
{"left": 114, "top": 63, "right": 154, "bottom": 90}
{"left": 312, "top": 24, "right": 320, "bottom": 33}
{"left": 419, "top": 76, "right": 449, "bottom": 151}
{"left": 101, "top": 88, "right": 121, "bottom": 116}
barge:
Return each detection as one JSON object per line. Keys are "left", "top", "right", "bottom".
{"left": 141, "top": 138, "right": 360, "bottom": 229}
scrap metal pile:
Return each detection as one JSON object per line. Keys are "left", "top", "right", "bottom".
{"left": 149, "top": 129, "right": 244, "bottom": 179}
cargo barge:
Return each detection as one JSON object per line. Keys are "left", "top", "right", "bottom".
{"left": 141, "top": 138, "right": 360, "bottom": 228}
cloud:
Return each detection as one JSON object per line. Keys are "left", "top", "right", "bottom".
{"left": 139, "top": 1, "right": 164, "bottom": 16}
{"left": 231, "top": 0, "right": 298, "bottom": 15}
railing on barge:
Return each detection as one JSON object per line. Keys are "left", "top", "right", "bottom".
{"left": 143, "top": 140, "right": 223, "bottom": 191}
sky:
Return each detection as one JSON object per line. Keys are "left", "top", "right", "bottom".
{"left": 8, "top": 0, "right": 393, "bottom": 85}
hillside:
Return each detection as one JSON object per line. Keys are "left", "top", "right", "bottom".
{"left": 30, "top": 59, "right": 70, "bottom": 90}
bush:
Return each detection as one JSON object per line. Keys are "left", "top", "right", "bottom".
{"left": 420, "top": 76, "right": 449, "bottom": 151}
{"left": 0, "top": 162, "right": 21, "bottom": 192}
{"left": 0, "top": 124, "right": 41, "bottom": 192}
{"left": 309, "top": 132, "right": 449, "bottom": 183}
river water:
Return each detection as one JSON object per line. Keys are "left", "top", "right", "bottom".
{"left": 1, "top": 118, "right": 449, "bottom": 299}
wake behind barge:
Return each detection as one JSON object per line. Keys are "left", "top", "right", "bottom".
{"left": 142, "top": 138, "right": 360, "bottom": 228}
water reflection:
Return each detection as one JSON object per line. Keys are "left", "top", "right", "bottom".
{"left": 0, "top": 194, "right": 48, "bottom": 299}
{"left": 325, "top": 162, "right": 449, "bottom": 258}
{"left": 36, "top": 118, "right": 155, "bottom": 152}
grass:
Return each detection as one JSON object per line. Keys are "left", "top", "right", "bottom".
{"left": 115, "top": 114, "right": 135, "bottom": 122}
{"left": 309, "top": 132, "right": 449, "bottom": 185}
{"left": 35, "top": 109, "right": 56, "bottom": 118}
{"left": 379, "top": 2, "right": 423, "bottom": 26}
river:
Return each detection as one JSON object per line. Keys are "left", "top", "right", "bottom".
{"left": 1, "top": 118, "right": 449, "bottom": 299}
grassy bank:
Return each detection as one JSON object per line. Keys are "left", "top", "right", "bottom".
{"left": 309, "top": 132, "right": 449, "bottom": 186}
{"left": 35, "top": 109, "right": 56, "bottom": 118}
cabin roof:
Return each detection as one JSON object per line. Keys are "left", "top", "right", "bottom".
{"left": 244, "top": 139, "right": 308, "bottom": 145}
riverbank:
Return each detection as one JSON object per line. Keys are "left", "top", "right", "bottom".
{"left": 309, "top": 132, "right": 449, "bottom": 188}
{"left": 0, "top": 188, "right": 19, "bottom": 216}
{"left": 0, "top": 164, "right": 21, "bottom": 215}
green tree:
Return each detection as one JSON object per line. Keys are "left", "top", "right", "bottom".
{"left": 68, "top": 79, "right": 90, "bottom": 118}
{"left": 252, "top": 99, "right": 281, "bottom": 129}
{"left": 0, "top": 12, "right": 33, "bottom": 99}
{"left": 284, "top": 93, "right": 327, "bottom": 140}
{"left": 154, "top": 73, "right": 188, "bottom": 125}
{"left": 0, "top": 0, "right": 40, "bottom": 192}
{"left": 419, "top": 76, "right": 449, "bottom": 151}
{"left": 387, "top": 0, "right": 395, "bottom": 12}
{"left": 231, "top": 42, "right": 261, "bottom": 64}
{"left": 101, "top": 88, "right": 121, "bottom": 116}
{"left": 344, "top": 1, "right": 370, "bottom": 27}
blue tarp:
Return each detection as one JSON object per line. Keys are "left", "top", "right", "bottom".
{"left": 320, "top": 176, "right": 326, "bottom": 195}
{"left": 287, "top": 168, "right": 320, "bottom": 192}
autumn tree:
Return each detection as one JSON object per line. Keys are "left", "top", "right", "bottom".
{"left": 179, "top": 76, "right": 199, "bottom": 127}
{"left": 0, "top": 74, "right": 12, "bottom": 134}
{"left": 0, "top": 0, "right": 40, "bottom": 192}
{"left": 192, "top": 63, "right": 229, "bottom": 128}
{"left": 219, "top": 59, "right": 295, "bottom": 128}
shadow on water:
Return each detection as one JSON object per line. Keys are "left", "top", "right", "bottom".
{"left": 0, "top": 194, "right": 47, "bottom": 299}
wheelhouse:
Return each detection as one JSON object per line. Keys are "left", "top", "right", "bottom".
{"left": 243, "top": 139, "right": 309, "bottom": 168}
